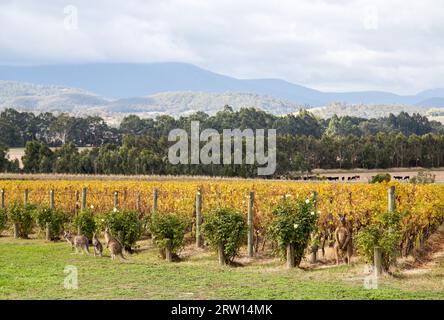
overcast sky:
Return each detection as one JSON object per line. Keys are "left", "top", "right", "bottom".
{"left": 0, "top": 0, "right": 443, "bottom": 94}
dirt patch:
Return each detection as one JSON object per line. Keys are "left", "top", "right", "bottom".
{"left": 401, "top": 223, "right": 444, "bottom": 275}
{"left": 312, "top": 168, "right": 444, "bottom": 183}
{"left": 1, "top": 168, "right": 444, "bottom": 182}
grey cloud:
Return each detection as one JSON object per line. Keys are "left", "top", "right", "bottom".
{"left": 0, "top": 0, "right": 443, "bottom": 94}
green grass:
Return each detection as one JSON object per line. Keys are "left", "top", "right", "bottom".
{"left": 0, "top": 237, "right": 443, "bottom": 300}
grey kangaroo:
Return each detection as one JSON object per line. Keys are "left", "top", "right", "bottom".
{"left": 334, "top": 214, "right": 353, "bottom": 265}
{"left": 92, "top": 232, "right": 103, "bottom": 257}
{"left": 104, "top": 227, "right": 126, "bottom": 260}
{"left": 63, "top": 231, "right": 90, "bottom": 255}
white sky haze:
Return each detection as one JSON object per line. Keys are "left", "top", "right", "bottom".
{"left": 0, "top": 0, "right": 443, "bottom": 94}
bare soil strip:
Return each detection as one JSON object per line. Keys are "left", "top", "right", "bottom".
{"left": 402, "top": 223, "right": 444, "bottom": 275}
{"left": 1, "top": 168, "right": 444, "bottom": 182}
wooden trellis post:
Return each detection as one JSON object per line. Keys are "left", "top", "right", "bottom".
{"left": 218, "top": 242, "right": 226, "bottom": 266}
{"left": 113, "top": 191, "right": 119, "bottom": 210}
{"left": 24, "top": 189, "right": 29, "bottom": 206}
{"left": 310, "top": 191, "right": 319, "bottom": 263}
{"left": 49, "top": 190, "right": 55, "bottom": 209}
{"left": 152, "top": 188, "right": 158, "bottom": 213}
{"left": 247, "top": 191, "right": 255, "bottom": 257}
{"left": 81, "top": 188, "right": 87, "bottom": 211}
{"left": 195, "top": 190, "right": 203, "bottom": 248}
{"left": 75, "top": 191, "right": 79, "bottom": 212}
{"left": 388, "top": 186, "right": 395, "bottom": 212}
{"left": 79, "top": 188, "right": 87, "bottom": 235}
{"left": 287, "top": 244, "right": 295, "bottom": 268}
{"left": 136, "top": 192, "right": 141, "bottom": 212}
{"left": 47, "top": 190, "right": 55, "bottom": 241}
{"left": 75, "top": 191, "right": 80, "bottom": 234}
{"left": 165, "top": 239, "right": 173, "bottom": 262}
{"left": 374, "top": 246, "right": 383, "bottom": 277}
{"left": 0, "top": 189, "right": 4, "bottom": 209}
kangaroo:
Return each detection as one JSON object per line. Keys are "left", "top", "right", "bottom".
{"left": 63, "top": 231, "right": 90, "bottom": 255}
{"left": 63, "top": 231, "right": 74, "bottom": 247}
{"left": 334, "top": 214, "right": 353, "bottom": 265}
{"left": 92, "top": 232, "right": 103, "bottom": 257}
{"left": 104, "top": 227, "right": 126, "bottom": 260}
{"left": 319, "top": 212, "right": 336, "bottom": 257}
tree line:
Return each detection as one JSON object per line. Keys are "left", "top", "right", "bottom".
{"left": 0, "top": 106, "right": 443, "bottom": 177}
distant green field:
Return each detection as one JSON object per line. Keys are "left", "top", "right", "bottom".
{"left": 0, "top": 237, "right": 443, "bottom": 300}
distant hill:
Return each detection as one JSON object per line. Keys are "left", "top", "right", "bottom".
{"left": 0, "top": 81, "right": 110, "bottom": 113}
{"left": 310, "top": 102, "right": 425, "bottom": 119}
{"left": 1, "top": 80, "right": 443, "bottom": 123}
{"left": 0, "top": 80, "right": 93, "bottom": 97}
{"left": 415, "top": 97, "right": 444, "bottom": 108}
{"left": 107, "top": 91, "right": 301, "bottom": 115}
{"left": 414, "top": 88, "right": 444, "bottom": 100}
{"left": 0, "top": 63, "right": 326, "bottom": 105}
{"left": 0, "top": 81, "right": 301, "bottom": 116}
{"left": 1, "top": 62, "right": 444, "bottom": 107}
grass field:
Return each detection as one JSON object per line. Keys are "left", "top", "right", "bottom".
{"left": 1, "top": 236, "right": 443, "bottom": 300}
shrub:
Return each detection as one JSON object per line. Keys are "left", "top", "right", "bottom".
{"left": 203, "top": 208, "right": 247, "bottom": 264}
{"left": 370, "top": 173, "right": 391, "bottom": 183}
{"left": 149, "top": 213, "right": 189, "bottom": 256}
{"left": 0, "top": 208, "right": 7, "bottom": 234}
{"left": 268, "top": 196, "right": 318, "bottom": 267}
{"left": 102, "top": 209, "right": 143, "bottom": 251}
{"left": 74, "top": 210, "right": 96, "bottom": 240}
{"left": 34, "top": 206, "right": 69, "bottom": 239}
{"left": 356, "top": 210, "right": 402, "bottom": 272}
{"left": 8, "top": 203, "right": 35, "bottom": 238}
{"left": 410, "top": 170, "right": 436, "bottom": 184}
{"left": 94, "top": 212, "right": 107, "bottom": 232}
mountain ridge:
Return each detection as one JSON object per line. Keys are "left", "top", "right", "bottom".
{"left": 0, "top": 81, "right": 302, "bottom": 116}
{"left": 1, "top": 62, "right": 444, "bottom": 107}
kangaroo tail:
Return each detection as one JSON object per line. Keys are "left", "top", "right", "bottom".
{"left": 120, "top": 252, "right": 127, "bottom": 260}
